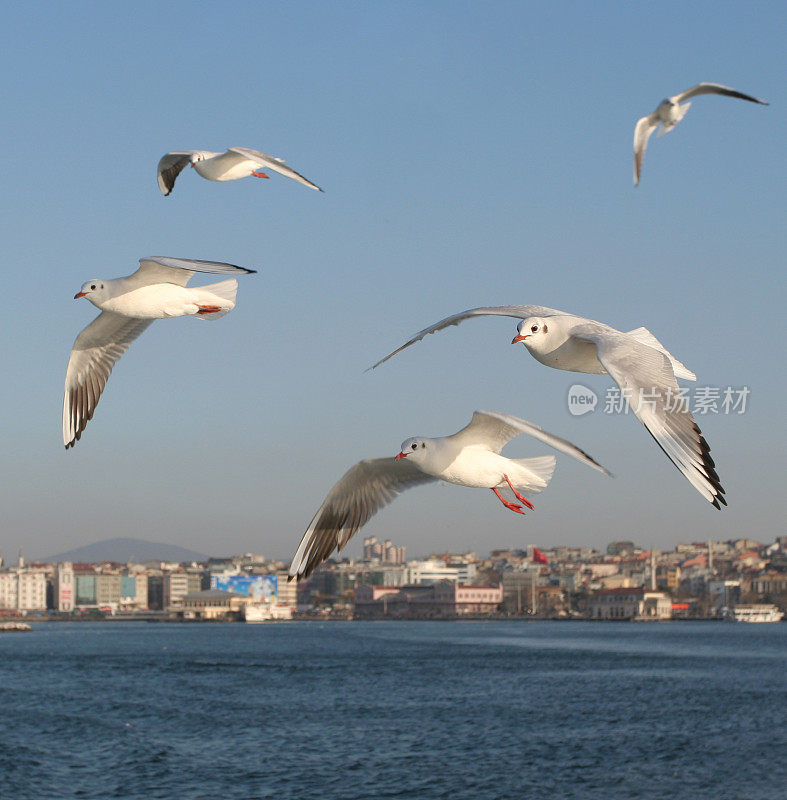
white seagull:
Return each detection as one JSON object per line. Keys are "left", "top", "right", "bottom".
{"left": 157, "top": 147, "right": 323, "bottom": 195}
{"left": 63, "top": 256, "right": 256, "bottom": 449}
{"left": 288, "top": 410, "right": 610, "bottom": 580}
{"left": 633, "top": 82, "right": 768, "bottom": 185}
{"left": 371, "top": 305, "right": 726, "bottom": 508}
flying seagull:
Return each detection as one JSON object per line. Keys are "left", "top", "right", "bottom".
{"left": 63, "top": 256, "right": 256, "bottom": 449}
{"left": 157, "top": 147, "right": 323, "bottom": 195}
{"left": 371, "top": 304, "right": 725, "bottom": 508}
{"left": 633, "top": 82, "right": 768, "bottom": 185}
{"left": 288, "top": 409, "right": 610, "bottom": 581}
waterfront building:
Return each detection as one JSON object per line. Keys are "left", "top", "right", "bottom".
{"left": 147, "top": 573, "right": 164, "bottom": 610}
{"left": 74, "top": 573, "right": 97, "bottom": 606}
{"left": 587, "top": 588, "right": 671, "bottom": 620}
{"left": 588, "top": 588, "right": 645, "bottom": 620}
{"left": 95, "top": 573, "right": 122, "bottom": 609}
{"left": 164, "top": 571, "right": 202, "bottom": 609}
{"left": 0, "top": 568, "right": 47, "bottom": 612}
{"left": 0, "top": 571, "right": 18, "bottom": 609}
{"left": 120, "top": 572, "right": 149, "bottom": 610}
{"left": 53, "top": 563, "right": 74, "bottom": 612}
{"left": 433, "top": 582, "right": 503, "bottom": 614}
{"left": 176, "top": 589, "right": 249, "bottom": 620}
{"left": 354, "top": 581, "right": 501, "bottom": 618}
{"left": 640, "top": 591, "right": 672, "bottom": 619}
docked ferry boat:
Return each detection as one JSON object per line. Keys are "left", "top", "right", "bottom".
{"left": 726, "top": 604, "right": 784, "bottom": 623}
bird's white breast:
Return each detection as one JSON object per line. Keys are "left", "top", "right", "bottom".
{"left": 437, "top": 447, "right": 509, "bottom": 489}
{"left": 194, "top": 153, "right": 255, "bottom": 182}
{"left": 527, "top": 336, "right": 606, "bottom": 375}
{"left": 97, "top": 284, "right": 196, "bottom": 319}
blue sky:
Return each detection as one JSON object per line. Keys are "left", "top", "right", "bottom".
{"left": 0, "top": 1, "right": 783, "bottom": 561}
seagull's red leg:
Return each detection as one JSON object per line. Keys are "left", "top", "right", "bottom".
{"left": 503, "top": 474, "right": 535, "bottom": 510}
{"left": 252, "top": 171, "right": 270, "bottom": 179}
{"left": 196, "top": 305, "right": 222, "bottom": 314}
{"left": 492, "top": 487, "right": 525, "bottom": 515}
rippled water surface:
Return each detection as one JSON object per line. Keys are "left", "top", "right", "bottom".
{"left": 1, "top": 621, "right": 785, "bottom": 799}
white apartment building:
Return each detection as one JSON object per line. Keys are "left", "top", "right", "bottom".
{"left": 406, "top": 559, "right": 477, "bottom": 585}
{"left": 0, "top": 569, "right": 47, "bottom": 611}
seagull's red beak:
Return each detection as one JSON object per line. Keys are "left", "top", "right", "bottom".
{"left": 395, "top": 452, "right": 407, "bottom": 460}
{"left": 74, "top": 291, "right": 87, "bottom": 299}
{"left": 512, "top": 334, "right": 529, "bottom": 344}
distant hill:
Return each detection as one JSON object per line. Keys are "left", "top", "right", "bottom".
{"left": 40, "top": 537, "right": 209, "bottom": 564}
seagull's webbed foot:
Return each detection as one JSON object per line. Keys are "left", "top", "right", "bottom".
{"left": 252, "top": 171, "right": 270, "bottom": 179}
{"left": 503, "top": 474, "right": 535, "bottom": 510}
{"left": 197, "top": 305, "right": 222, "bottom": 314}
{"left": 492, "top": 487, "right": 525, "bottom": 515}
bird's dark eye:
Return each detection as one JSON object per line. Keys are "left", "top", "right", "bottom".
{"left": 411, "top": 443, "right": 417, "bottom": 450}
{"left": 531, "top": 325, "right": 538, "bottom": 333}
{"left": 91, "top": 284, "right": 96, "bottom": 290}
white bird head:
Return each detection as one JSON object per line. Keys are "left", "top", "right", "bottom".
{"left": 395, "top": 437, "right": 430, "bottom": 463}
{"left": 74, "top": 280, "right": 108, "bottom": 306}
{"left": 189, "top": 151, "right": 215, "bottom": 167}
{"left": 512, "top": 317, "right": 551, "bottom": 351}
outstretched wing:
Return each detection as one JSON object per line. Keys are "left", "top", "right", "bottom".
{"left": 129, "top": 257, "right": 257, "bottom": 288}
{"left": 227, "top": 147, "right": 323, "bottom": 191}
{"left": 449, "top": 410, "right": 611, "bottom": 474}
{"left": 157, "top": 151, "right": 197, "bottom": 195}
{"left": 289, "top": 458, "right": 436, "bottom": 581}
{"left": 63, "top": 312, "right": 154, "bottom": 448}
{"left": 673, "top": 83, "right": 768, "bottom": 105}
{"left": 571, "top": 325, "right": 726, "bottom": 508}
{"left": 370, "top": 305, "right": 562, "bottom": 369}
{"left": 633, "top": 113, "right": 658, "bottom": 185}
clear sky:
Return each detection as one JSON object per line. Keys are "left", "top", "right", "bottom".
{"left": 1, "top": 1, "right": 783, "bottom": 562}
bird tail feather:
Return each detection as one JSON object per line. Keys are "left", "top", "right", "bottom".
{"left": 193, "top": 279, "right": 238, "bottom": 319}
{"left": 502, "top": 455, "right": 556, "bottom": 493}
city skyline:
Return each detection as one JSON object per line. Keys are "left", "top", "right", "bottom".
{"left": 0, "top": 2, "right": 784, "bottom": 562}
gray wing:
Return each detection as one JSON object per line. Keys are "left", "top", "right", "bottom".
{"left": 130, "top": 257, "right": 257, "bottom": 288}
{"left": 448, "top": 410, "right": 610, "bottom": 474}
{"left": 289, "top": 458, "right": 436, "bottom": 581}
{"left": 673, "top": 83, "right": 768, "bottom": 105}
{"left": 157, "top": 151, "right": 197, "bottom": 196}
{"left": 63, "top": 312, "right": 154, "bottom": 448}
{"left": 370, "top": 305, "right": 563, "bottom": 369}
{"left": 571, "top": 325, "right": 725, "bottom": 508}
{"left": 227, "top": 147, "right": 323, "bottom": 191}
{"left": 633, "top": 113, "right": 658, "bottom": 186}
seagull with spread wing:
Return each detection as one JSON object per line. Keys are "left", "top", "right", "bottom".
{"left": 288, "top": 409, "right": 610, "bottom": 581}
{"left": 372, "top": 304, "right": 726, "bottom": 508}
{"left": 157, "top": 147, "right": 323, "bottom": 195}
{"left": 633, "top": 82, "right": 768, "bottom": 185}
{"left": 63, "top": 256, "right": 256, "bottom": 449}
